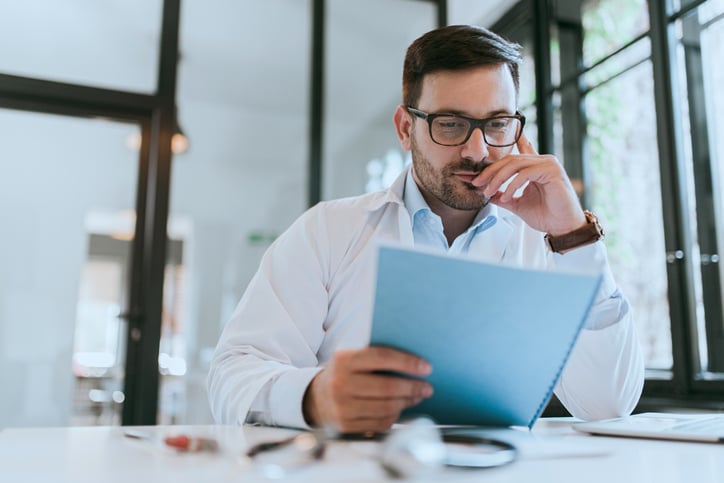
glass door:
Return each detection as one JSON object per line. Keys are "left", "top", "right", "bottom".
{"left": 0, "top": 108, "right": 142, "bottom": 427}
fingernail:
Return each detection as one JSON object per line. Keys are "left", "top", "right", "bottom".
{"left": 418, "top": 361, "right": 432, "bottom": 374}
{"left": 421, "top": 385, "right": 433, "bottom": 398}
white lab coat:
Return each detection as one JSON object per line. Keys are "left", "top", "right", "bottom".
{"left": 208, "top": 167, "right": 644, "bottom": 428}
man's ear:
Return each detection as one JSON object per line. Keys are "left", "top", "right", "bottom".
{"left": 393, "top": 105, "right": 413, "bottom": 151}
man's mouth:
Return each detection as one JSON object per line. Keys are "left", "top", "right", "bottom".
{"left": 453, "top": 172, "right": 477, "bottom": 183}
{"left": 452, "top": 169, "right": 486, "bottom": 185}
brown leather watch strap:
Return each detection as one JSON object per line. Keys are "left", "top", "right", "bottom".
{"left": 544, "top": 210, "right": 605, "bottom": 254}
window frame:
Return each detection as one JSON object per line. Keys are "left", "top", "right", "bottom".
{"left": 495, "top": 0, "right": 724, "bottom": 411}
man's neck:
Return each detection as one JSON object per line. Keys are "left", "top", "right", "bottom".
{"left": 424, "top": 195, "right": 478, "bottom": 246}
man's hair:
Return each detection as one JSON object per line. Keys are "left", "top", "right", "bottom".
{"left": 402, "top": 25, "right": 523, "bottom": 107}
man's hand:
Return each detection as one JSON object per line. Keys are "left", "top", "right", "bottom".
{"left": 302, "top": 346, "right": 433, "bottom": 434}
{"left": 472, "top": 132, "right": 586, "bottom": 236}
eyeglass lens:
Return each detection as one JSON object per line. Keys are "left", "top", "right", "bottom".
{"left": 430, "top": 115, "right": 521, "bottom": 147}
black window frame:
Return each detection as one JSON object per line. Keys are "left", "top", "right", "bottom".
{"left": 494, "top": 0, "right": 724, "bottom": 412}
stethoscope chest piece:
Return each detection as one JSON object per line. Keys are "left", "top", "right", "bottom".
{"left": 380, "top": 418, "right": 517, "bottom": 478}
{"left": 441, "top": 432, "right": 517, "bottom": 468}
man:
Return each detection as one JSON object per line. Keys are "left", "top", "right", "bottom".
{"left": 208, "top": 25, "right": 644, "bottom": 433}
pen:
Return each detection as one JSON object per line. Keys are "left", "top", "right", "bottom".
{"left": 164, "top": 434, "right": 219, "bottom": 453}
{"left": 124, "top": 430, "right": 219, "bottom": 453}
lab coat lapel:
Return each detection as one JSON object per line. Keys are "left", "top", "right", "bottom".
{"left": 388, "top": 166, "right": 414, "bottom": 247}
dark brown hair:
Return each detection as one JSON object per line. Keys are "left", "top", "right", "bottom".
{"left": 402, "top": 25, "right": 523, "bottom": 107}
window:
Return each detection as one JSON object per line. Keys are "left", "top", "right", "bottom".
{"left": 496, "top": 0, "right": 724, "bottom": 407}
{"left": 0, "top": 110, "right": 141, "bottom": 428}
{"left": 672, "top": 0, "right": 724, "bottom": 377}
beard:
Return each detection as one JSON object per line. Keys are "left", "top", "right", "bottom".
{"left": 410, "top": 134, "right": 491, "bottom": 211}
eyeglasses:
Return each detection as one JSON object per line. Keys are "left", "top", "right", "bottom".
{"left": 407, "top": 106, "right": 526, "bottom": 147}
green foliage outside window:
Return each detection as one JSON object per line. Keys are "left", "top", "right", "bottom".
{"left": 581, "top": 0, "right": 673, "bottom": 368}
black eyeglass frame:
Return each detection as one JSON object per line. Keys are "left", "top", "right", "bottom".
{"left": 406, "top": 106, "right": 526, "bottom": 147}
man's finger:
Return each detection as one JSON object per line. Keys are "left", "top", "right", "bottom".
{"left": 344, "top": 373, "right": 433, "bottom": 399}
{"left": 516, "top": 131, "right": 538, "bottom": 155}
{"left": 337, "top": 415, "right": 399, "bottom": 434}
{"left": 347, "top": 346, "right": 432, "bottom": 376}
{"left": 340, "top": 397, "right": 411, "bottom": 419}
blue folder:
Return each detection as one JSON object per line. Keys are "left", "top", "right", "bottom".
{"left": 369, "top": 245, "right": 602, "bottom": 428}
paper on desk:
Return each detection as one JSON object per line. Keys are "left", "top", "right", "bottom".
{"left": 369, "top": 245, "right": 602, "bottom": 428}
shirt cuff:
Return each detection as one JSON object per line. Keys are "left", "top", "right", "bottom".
{"left": 267, "top": 366, "right": 323, "bottom": 429}
{"left": 551, "top": 241, "right": 617, "bottom": 301}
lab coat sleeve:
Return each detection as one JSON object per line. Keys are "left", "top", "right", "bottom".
{"left": 207, "top": 206, "right": 332, "bottom": 428}
{"left": 551, "top": 242, "right": 645, "bottom": 420}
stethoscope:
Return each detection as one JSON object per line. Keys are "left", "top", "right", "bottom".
{"left": 247, "top": 417, "right": 517, "bottom": 479}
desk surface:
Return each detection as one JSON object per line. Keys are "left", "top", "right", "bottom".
{"left": 1, "top": 419, "right": 722, "bottom": 482}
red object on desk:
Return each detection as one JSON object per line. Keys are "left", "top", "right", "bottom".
{"left": 164, "top": 435, "right": 219, "bottom": 452}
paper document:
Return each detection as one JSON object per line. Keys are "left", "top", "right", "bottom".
{"left": 574, "top": 412, "right": 724, "bottom": 443}
{"left": 369, "top": 245, "right": 602, "bottom": 428}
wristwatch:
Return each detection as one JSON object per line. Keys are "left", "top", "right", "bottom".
{"left": 545, "top": 210, "right": 605, "bottom": 254}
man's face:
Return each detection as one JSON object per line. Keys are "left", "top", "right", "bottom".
{"left": 403, "top": 64, "right": 518, "bottom": 212}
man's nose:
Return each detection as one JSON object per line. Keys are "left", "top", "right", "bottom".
{"left": 460, "top": 127, "right": 490, "bottom": 161}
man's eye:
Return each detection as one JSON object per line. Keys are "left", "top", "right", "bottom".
{"left": 487, "top": 119, "right": 511, "bottom": 130}
{"left": 435, "top": 118, "right": 467, "bottom": 130}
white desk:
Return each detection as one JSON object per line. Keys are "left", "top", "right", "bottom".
{"left": 1, "top": 419, "right": 722, "bottom": 482}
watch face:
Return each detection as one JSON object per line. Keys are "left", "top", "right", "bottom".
{"left": 585, "top": 210, "right": 605, "bottom": 239}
